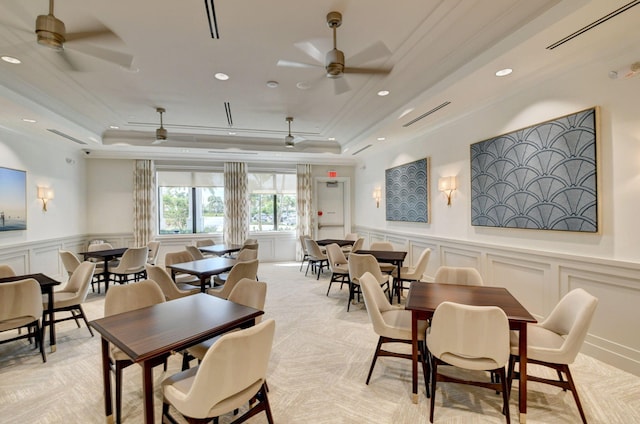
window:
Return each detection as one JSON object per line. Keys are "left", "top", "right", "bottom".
{"left": 248, "top": 173, "right": 296, "bottom": 231}
{"left": 157, "top": 171, "right": 224, "bottom": 234}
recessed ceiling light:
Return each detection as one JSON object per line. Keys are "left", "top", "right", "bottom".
{"left": 22, "top": 118, "right": 36, "bottom": 123}
{"left": 377, "top": 137, "right": 386, "bottom": 141}
{"left": 495, "top": 68, "right": 513, "bottom": 77}
{"left": 109, "top": 125, "right": 119, "bottom": 129}
{"left": 266, "top": 81, "right": 279, "bottom": 88}
{"left": 296, "top": 81, "right": 311, "bottom": 90}
{"left": 377, "top": 90, "right": 390, "bottom": 96}
{"left": 328, "top": 137, "right": 336, "bottom": 141}
{"left": 2, "top": 56, "right": 21, "bottom": 64}
{"left": 214, "top": 72, "right": 229, "bottom": 81}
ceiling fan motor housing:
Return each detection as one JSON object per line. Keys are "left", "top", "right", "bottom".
{"left": 36, "top": 14, "right": 66, "bottom": 50}
{"left": 325, "top": 49, "right": 345, "bottom": 77}
{"left": 156, "top": 127, "right": 167, "bottom": 140}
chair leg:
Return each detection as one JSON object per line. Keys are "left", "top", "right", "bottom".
{"left": 305, "top": 260, "right": 311, "bottom": 276}
{"left": 365, "top": 337, "right": 383, "bottom": 384}
{"left": 34, "top": 321, "right": 46, "bottom": 363}
{"left": 563, "top": 364, "right": 588, "bottom": 424}
{"left": 181, "top": 351, "right": 192, "bottom": 371}
{"left": 429, "top": 359, "right": 438, "bottom": 423}
{"left": 77, "top": 305, "right": 94, "bottom": 337}
{"left": 115, "top": 361, "right": 124, "bottom": 424}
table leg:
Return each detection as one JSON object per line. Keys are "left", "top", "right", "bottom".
{"left": 47, "top": 288, "right": 56, "bottom": 353}
{"left": 101, "top": 337, "right": 114, "bottom": 424}
{"left": 411, "top": 310, "right": 419, "bottom": 404}
{"left": 103, "top": 258, "right": 110, "bottom": 292}
{"left": 395, "top": 262, "right": 402, "bottom": 304}
{"left": 142, "top": 360, "right": 154, "bottom": 424}
{"left": 519, "top": 324, "right": 528, "bottom": 423}
{"left": 200, "top": 276, "right": 207, "bottom": 293}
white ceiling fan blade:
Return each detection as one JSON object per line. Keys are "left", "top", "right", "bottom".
{"left": 277, "top": 59, "right": 322, "bottom": 69}
{"left": 64, "top": 41, "right": 134, "bottom": 69}
{"left": 333, "top": 77, "right": 350, "bottom": 95}
{"left": 343, "top": 66, "right": 392, "bottom": 75}
{"left": 65, "top": 26, "right": 124, "bottom": 44}
{"left": 348, "top": 40, "right": 391, "bottom": 67}
{"left": 294, "top": 41, "right": 325, "bottom": 64}
{"left": 151, "top": 139, "right": 166, "bottom": 145}
{"left": 56, "top": 50, "right": 81, "bottom": 71}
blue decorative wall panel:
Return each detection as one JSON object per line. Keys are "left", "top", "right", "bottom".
{"left": 385, "top": 158, "right": 429, "bottom": 223}
{"left": 470, "top": 108, "right": 598, "bottom": 232}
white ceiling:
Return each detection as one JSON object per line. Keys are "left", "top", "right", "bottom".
{"left": 1, "top": 0, "right": 639, "bottom": 165}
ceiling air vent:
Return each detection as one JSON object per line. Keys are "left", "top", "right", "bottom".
{"left": 352, "top": 144, "right": 372, "bottom": 156}
{"left": 204, "top": 0, "right": 220, "bottom": 39}
{"left": 402, "top": 101, "right": 451, "bottom": 128}
{"left": 47, "top": 129, "right": 87, "bottom": 145}
{"left": 546, "top": 0, "right": 640, "bottom": 50}
{"left": 224, "top": 102, "right": 233, "bottom": 127}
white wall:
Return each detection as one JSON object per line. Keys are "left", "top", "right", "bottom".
{"left": 85, "top": 158, "right": 134, "bottom": 234}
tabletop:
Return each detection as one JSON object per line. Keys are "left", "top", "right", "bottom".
{"left": 167, "top": 257, "right": 237, "bottom": 278}
{"left": 199, "top": 244, "right": 243, "bottom": 255}
{"left": 0, "top": 273, "right": 61, "bottom": 290}
{"left": 79, "top": 247, "right": 129, "bottom": 259}
{"left": 353, "top": 249, "right": 407, "bottom": 262}
{"left": 316, "top": 239, "right": 355, "bottom": 247}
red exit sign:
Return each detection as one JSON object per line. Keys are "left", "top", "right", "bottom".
{"left": 327, "top": 170, "right": 337, "bottom": 178}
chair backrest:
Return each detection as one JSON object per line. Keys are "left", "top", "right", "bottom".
{"left": 243, "top": 238, "right": 258, "bottom": 245}
{"left": 147, "top": 241, "right": 160, "bottom": 264}
{"left": 304, "top": 238, "right": 325, "bottom": 260}
{"left": 539, "top": 288, "right": 598, "bottom": 363}
{"left": 299, "top": 235, "right": 311, "bottom": 254}
{"left": 241, "top": 243, "right": 259, "bottom": 251}
{"left": 236, "top": 248, "right": 258, "bottom": 262}
{"left": 186, "top": 245, "right": 205, "bottom": 260}
{"left": 228, "top": 279, "right": 267, "bottom": 324}
{"left": 412, "top": 248, "right": 431, "bottom": 275}
{"left": 116, "top": 247, "right": 149, "bottom": 272}
{"left": 359, "top": 272, "right": 395, "bottom": 335}
{"left": 212, "top": 259, "right": 259, "bottom": 299}
{"left": 351, "top": 238, "right": 364, "bottom": 252}
{"left": 0, "top": 264, "right": 17, "bottom": 278}
{"left": 88, "top": 242, "right": 113, "bottom": 252}
{"left": 59, "top": 250, "right": 81, "bottom": 277}
{"left": 429, "top": 301, "right": 510, "bottom": 370}
{"left": 0, "top": 279, "right": 42, "bottom": 327}
{"left": 434, "top": 266, "right": 483, "bottom": 286}
{"left": 165, "top": 251, "right": 195, "bottom": 272}
{"left": 344, "top": 232, "right": 358, "bottom": 241}
{"left": 169, "top": 319, "right": 275, "bottom": 419}
{"left": 325, "top": 243, "right": 348, "bottom": 271}
{"left": 104, "top": 279, "right": 165, "bottom": 317}
{"left": 348, "top": 253, "right": 387, "bottom": 284}
{"left": 60, "top": 261, "right": 96, "bottom": 304}
{"left": 145, "top": 263, "right": 188, "bottom": 300}
{"left": 370, "top": 241, "right": 394, "bottom": 251}
{"left": 195, "top": 239, "right": 215, "bottom": 248}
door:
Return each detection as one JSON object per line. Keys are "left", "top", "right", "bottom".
{"left": 315, "top": 178, "right": 350, "bottom": 239}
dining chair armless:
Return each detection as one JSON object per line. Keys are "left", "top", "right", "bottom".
{"left": 0, "top": 264, "right": 17, "bottom": 278}
{"left": 145, "top": 263, "right": 199, "bottom": 300}
{"left": 208, "top": 259, "right": 259, "bottom": 299}
{"left": 325, "top": 243, "right": 350, "bottom": 296}
{"left": 107, "top": 246, "right": 148, "bottom": 285}
{"left": 347, "top": 253, "right": 391, "bottom": 311}
{"left": 433, "top": 266, "right": 483, "bottom": 286}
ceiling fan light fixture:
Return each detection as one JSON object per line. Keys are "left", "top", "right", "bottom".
{"left": 36, "top": 14, "right": 66, "bottom": 50}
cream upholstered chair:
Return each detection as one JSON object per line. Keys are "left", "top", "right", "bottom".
{"left": 186, "top": 245, "right": 206, "bottom": 260}
{"left": 299, "top": 235, "right": 311, "bottom": 271}
{"left": 104, "top": 279, "right": 166, "bottom": 424}
{"left": 146, "top": 241, "right": 160, "bottom": 265}
{"left": 196, "top": 239, "right": 215, "bottom": 248}
{"left": 162, "top": 319, "right": 276, "bottom": 424}
{"left": 0, "top": 278, "right": 46, "bottom": 362}
{"left": 213, "top": 247, "right": 258, "bottom": 285}
{"left": 341, "top": 232, "right": 358, "bottom": 255}
{"left": 508, "top": 289, "right": 598, "bottom": 424}
{"left": 145, "top": 264, "right": 199, "bottom": 300}
{"left": 428, "top": 301, "right": 511, "bottom": 423}
{"left": 325, "top": 243, "right": 350, "bottom": 296}
{"left": 303, "top": 238, "right": 328, "bottom": 279}
{"left": 392, "top": 248, "right": 431, "bottom": 299}
{"left": 347, "top": 253, "right": 391, "bottom": 312}
{"left": 434, "top": 266, "right": 483, "bottom": 286}
{"left": 59, "top": 250, "right": 81, "bottom": 278}
{"left": 0, "top": 264, "right": 17, "bottom": 278}
{"left": 369, "top": 241, "right": 396, "bottom": 273}
{"left": 108, "top": 246, "right": 148, "bottom": 285}
{"left": 183, "top": 279, "right": 267, "bottom": 370}
{"left": 165, "top": 250, "right": 201, "bottom": 287}
{"left": 87, "top": 242, "right": 117, "bottom": 292}
{"left": 359, "top": 272, "right": 429, "bottom": 391}
{"left": 47, "top": 261, "right": 96, "bottom": 338}
{"left": 208, "top": 259, "right": 259, "bottom": 299}
{"left": 348, "top": 237, "right": 364, "bottom": 256}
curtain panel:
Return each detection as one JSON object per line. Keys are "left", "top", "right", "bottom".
{"left": 224, "top": 162, "right": 249, "bottom": 244}
{"left": 296, "top": 164, "right": 313, "bottom": 261}
{"left": 133, "top": 160, "right": 156, "bottom": 246}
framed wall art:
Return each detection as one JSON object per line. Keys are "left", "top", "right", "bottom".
{"left": 385, "top": 157, "right": 430, "bottom": 223}
{"left": 470, "top": 107, "right": 598, "bottom": 232}
{"left": 0, "top": 166, "right": 27, "bottom": 231}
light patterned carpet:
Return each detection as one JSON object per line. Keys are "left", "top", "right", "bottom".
{"left": 1, "top": 262, "right": 639, "bottom": 423}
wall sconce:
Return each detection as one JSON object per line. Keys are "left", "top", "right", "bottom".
{"left": 37, "top": 186, "right": 54, "bottom": 212}
{"left": 372, "top": 187, "right": 382, "bottom": 208}
{"left": 438, "top": 176, "right": 457, "bottom": 206}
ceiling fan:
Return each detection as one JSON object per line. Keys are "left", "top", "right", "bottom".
{"left": 284, "top": 116, "right": 305, "bottom": 149}
{"left": 152, "top": 108, "right": 168, "bottom": 144}
{"left": 277, "top": 11, "right": 392, "bottom": 95}
{"left": 7, "top": 0, "right": 134, "bottom": 70}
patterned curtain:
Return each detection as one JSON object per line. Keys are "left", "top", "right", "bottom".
{"left": 133, "top": 160, "right": 155, "bottom": 247}
{"left": 296, "top": 164, "right": 313, "bottom": 260}
{"left": 224, "top": 162, "right": 249, "bottom": 244}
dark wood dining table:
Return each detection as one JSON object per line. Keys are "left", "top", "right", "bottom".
{"left": 405, "top": 282, "right": 537, "bottom": 422}
{"left": 79, "top": 247, "right": 128, "bottom": 292}
{"left": 167, "top": 257, "right": 237, "bottom": 292}
{"left": 89, "top": 293, "right": 263, "bottom": 424}
{"left": 354, "top": 249, "right": 407, "bottom": 303}
{"left": 198, "top": 243, "right": 243, "bottom": 257}
{"left": 0, "top": 273, "right": 61, "bottom": 352}
{"left": 315, "top": 239, "right": 355, "bottom": 247}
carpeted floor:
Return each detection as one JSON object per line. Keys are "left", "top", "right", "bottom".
{"left": 1, "top": 261, "right": 639, "bottom": 423}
